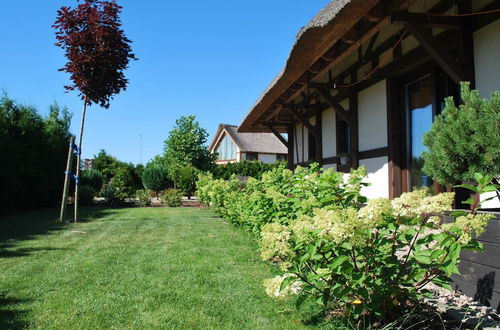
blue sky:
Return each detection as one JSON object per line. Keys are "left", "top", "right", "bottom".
{"left": 0, "top": 1, "right": 330, "bottom": 164}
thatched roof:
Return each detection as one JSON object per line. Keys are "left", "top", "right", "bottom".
{"left": 238, "top": 0, "right": 380, "bottom": 132}
{"left": 209, "top": 124, "right": 287, "bottom": 154}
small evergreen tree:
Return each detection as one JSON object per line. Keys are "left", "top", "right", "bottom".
{"left": 141, "top": 166, "right": 170, "bottom": 196}
{"left": 80, "top": 169, "right": 104, "bottom": 192}
{"left": 423, "top": 82, "right": 500, "bottom": 200}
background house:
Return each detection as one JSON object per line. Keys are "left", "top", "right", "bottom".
{"left": 209, "top": 124, "right": 287, "bottom": 164}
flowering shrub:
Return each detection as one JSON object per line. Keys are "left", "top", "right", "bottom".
{"left": 197, "top": 166, "right": 496, "bottom": 322}
{"left": 160, "top": 189, "right": 182, "bottom": 207}
{"left": 135, "top": 189, "right": 151, "bottom": 207}
{"left": 197, "top": 164, "right": 367, "bottom": 235}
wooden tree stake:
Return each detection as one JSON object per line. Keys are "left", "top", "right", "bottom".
{"left": 59, "top": 135, "right": 75, "bottom": 222}
{"left": 74, "top": 101, "right": 88, "bottom": 223}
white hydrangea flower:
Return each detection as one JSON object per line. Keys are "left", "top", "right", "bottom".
{"left": 263, "top": 274, "right": 302, "bottom": 299}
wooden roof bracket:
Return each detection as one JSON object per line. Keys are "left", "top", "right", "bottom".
{"left": 315, "top": 87, "right": 353, "bottom": 124}
{"left": 264, "top": 124, "right": 288, "bottom": 147}
{"left": 391, "top": 11, "right": 466, "bottom": 84}
{"left": 284, "top": 105, "right": 319, "bottom": 137}
{"left": 404, "top": 22, "right": 465, "bottom": 84}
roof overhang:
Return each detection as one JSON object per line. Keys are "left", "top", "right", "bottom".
{"left": 238, "top": 0, "right": 414, "bottom": 133}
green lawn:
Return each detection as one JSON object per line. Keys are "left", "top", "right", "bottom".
{"left": 0, "top": 206, "right": 313, "bottom": 329}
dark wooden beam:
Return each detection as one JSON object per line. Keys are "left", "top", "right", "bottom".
{"left": 315, "top": 109, "right": 323, "bottom": 165}
{"left": 322, "top": 156, "right": 339, "bottom": 165}
{"left": 391, "top": 11, "right": 462, "bottom": 29}
{"left": 349, "top": 70, "right": 359, "bottom": 169}
{"left": 315, "top": 87, "right": 353, "bottom": 124}
{"left": 266, "top": 124, "right": 288, "bottom": 147}
{"left": 359, "top": 147, "right": 388, "bottom": 160}
{"left": 366, "top": 5, "right": 384, "bottom": 23}
{"left": 363, "top": 32, "right": 379, "bottom": 64}
{"left": 284, "top": 105, "right": 319, "bottom": 138}
{"left": 458, "top": 0, "right": 475, "bottom": 85}
{"left": 405, "top": 22, "right": 465, "bottom": 84}
{"left": 287, "top": 124, "right": 294, "bottom": 169}
{"left": 342, "top": 28, "right": 358, "bottom": 44}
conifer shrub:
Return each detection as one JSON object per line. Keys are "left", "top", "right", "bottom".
{"left": 423, "top": 82, "right": 500, "bottom": 197}
{"left": 80, "top": 169, "right": 104, "bottom": 192}
{"left": 141, "top": 166, "right": 171, "bottom": 195}
{"left": 78, "top": 185, "right": 96, "bottom": 205}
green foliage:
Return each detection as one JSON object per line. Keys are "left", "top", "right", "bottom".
{"left": 423, "top": 83, "right": 500, "bottom": 191}
{"left": 160, "top": 189, "right": 182, "bottom": 207}
{"left": 135, "top": 189, "right": 151, "bottom": 207}
{"left": 176, "top": 166, "right": 199, "bottom": 199}
{"left": 163, "top": 115, "right": 216, "bottom": 182}
{"left": 80, "top": 169, "right": 104, "bottom": 192}
{"left": 197, "top": 164, "right": 367, "bottom": 235}
{"left": 78, "top": 185, "right": 96, "bottom": 206}
{"left": 0, "top": 96, "right": 72, "bottom": 211}
{"left": 93, "top": 150, "right": 120, "bottom": 183}
{"left": 198, "top": 165, "right": 494, "bottom": 323}
{"left": 141, "top": 166, "right": 171, "bottom": 195}
{"left": 211, "top": 160, "right": 284, "bottom": 180}
{"left": 92, "top": 150, "right": 143, "bottom": 194}
{"left": 103, "top": 179, "right": 129, "bottom": 206}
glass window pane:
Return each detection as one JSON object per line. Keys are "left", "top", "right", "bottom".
{"left": 407, "top": 76, "right": 433, "bottom": 190}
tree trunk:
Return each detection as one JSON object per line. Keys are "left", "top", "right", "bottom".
{"left": 74, "top": 101, "right": 88, "bottom": 223}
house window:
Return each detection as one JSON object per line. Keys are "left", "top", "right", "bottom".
{"left": 246, "top": 153, "right": 258, "bottom": 161}
{"left": 308, "top": 130, "right": 316, "bottom": 161}
{"left": 336, "top": 119, "right": 351, "bottom": 155}
{"left": 215, "top": 135, "right": 236, "bottom": 160}
{"left": 405, "top": 75, "right": 433, "bottom": 191}
{"left": 276, "top": 154, "right": 286, "bottom": 161}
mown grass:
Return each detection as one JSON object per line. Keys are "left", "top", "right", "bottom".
{"left": 0, "top": 206, "right": 318, "bottom": 329}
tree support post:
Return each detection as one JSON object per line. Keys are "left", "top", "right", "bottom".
{"left": 59, "top": 135, "right": 75, "bottom": 222}
{"left": 74, "top": 101, "right": 88, "bottom": 223}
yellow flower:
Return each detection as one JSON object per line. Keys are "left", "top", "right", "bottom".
{"left": 352, "top": 299, "right": 362, "bottom": 305}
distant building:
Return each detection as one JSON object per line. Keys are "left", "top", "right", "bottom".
{"left": 83, "top": 159, "right": 94, "bottom": 170}
{"left": 208, "top": 124, "right": 287, "bottom": 164}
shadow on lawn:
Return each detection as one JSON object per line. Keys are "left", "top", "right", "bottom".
{"left": 0, "top": 207, "right": 118, "bottom": 258}
{"left": 0, "top": 292, "right": 30, "bottom": 329}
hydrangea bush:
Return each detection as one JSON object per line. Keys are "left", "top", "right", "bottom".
{"left": 197, "top": 166, "right": 496, "bottom": 321}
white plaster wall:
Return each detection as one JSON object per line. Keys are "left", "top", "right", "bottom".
{"left": 474, "top": 20, "right": 500, "bottom": 208}
{"left": 359, "top": 156, "right": 389, "bottom": 199}
{"left": 322, "top": 108, "right": 336, "bottom": 158}
{"left": 358, "top": 80, "right": 388, "bottom": 152}
{"left": 259, "top": 154, "right": 277, "bottom": 164}
{"left": 474, "top": 20, "right": 500, "bottom": 98}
